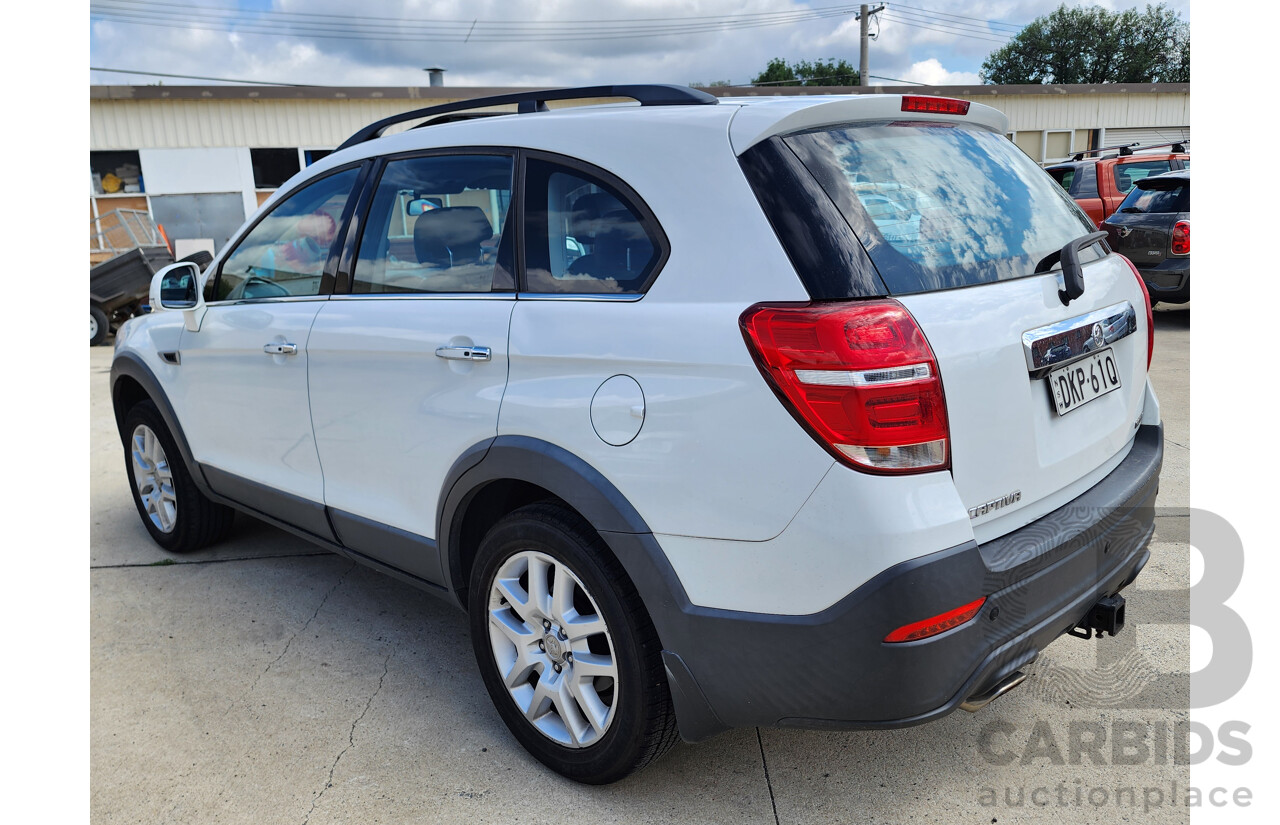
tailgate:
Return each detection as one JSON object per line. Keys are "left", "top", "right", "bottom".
{"left": 1104, "top": 213, "right": 1173, "bottom": 266}
{"left": 898, "top": 256, "right": 1148, "bottom": 542}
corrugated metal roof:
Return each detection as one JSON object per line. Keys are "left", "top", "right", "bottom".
{"left": 89, "top": 84, "right": 1190, "bottom": 151}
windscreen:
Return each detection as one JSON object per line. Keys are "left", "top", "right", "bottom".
{"left": 1117, "top": 178, "right": 1189, "bottom": 214}
{"left": 784, "top": 122, "right": 1098, "bottom": 295}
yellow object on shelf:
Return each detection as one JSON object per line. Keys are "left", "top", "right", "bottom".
{"left": 101, "top": 172, "right": 123, "bottom": 193}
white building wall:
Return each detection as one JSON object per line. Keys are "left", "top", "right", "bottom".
{"left": 138, "top": 147, "right": 259, "bottom": 222}
{"left": 91, "top": 98, "right": 471, "bottom": 150}
{"left": 91, "top": 89, "right": 1190, "bottom": 153}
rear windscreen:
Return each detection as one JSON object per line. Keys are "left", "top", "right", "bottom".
{"left": 1117, "top": 180, "right": 1189, "bottom": 214}
{"left": 784, "top": 122, "right": 1098, "bottom": 295}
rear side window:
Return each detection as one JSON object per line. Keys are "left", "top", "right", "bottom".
{"left": 352, "top": 154, "right": 514, "bottom": 294}
{"left": 1117, "top": 179, "right": 1189, "bottom": 214}
{"left": 1113, "top": 160, "right": 1172, "bottom": 194}
{"left": 784, "top": 122, "right": 1097, "bottom": 295}
{"left": 523, "top": 158, "right": 663, "bottom": 294}
{"left": 1048, "top": 167, "right": 1075, "bottom": 193}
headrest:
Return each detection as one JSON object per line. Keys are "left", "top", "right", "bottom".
{"left": 414, "top": 206, "right": 493, "bottom": 247}
{"left": 413, "top": 206, "right": 493, "bottom": 266}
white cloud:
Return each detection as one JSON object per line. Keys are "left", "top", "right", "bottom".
{"left": 901, "top": 58, "right": 982, "bottom": 86}
{"left": 88, "top": 1, "right": 1191, "bottom": 89}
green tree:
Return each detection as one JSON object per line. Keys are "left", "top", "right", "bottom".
{"left": 980, "top": 3, "right": 1189, "bottom": 84}
{"left": 752, "top": 57, "right": 859, "bottom": 86}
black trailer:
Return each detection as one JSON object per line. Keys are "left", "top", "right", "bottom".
{"left": 90, "top": 246, "right": 173, "bottom": 345}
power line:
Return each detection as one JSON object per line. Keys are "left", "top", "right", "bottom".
{"left": 867, "top": 74, "right": 926, "bottom": 85}
{"left": 889, "top": 3, "right": 1026, "bottom": 33}
{"left": 89, "top": 11, "right": 861, "bottom": 43}
{"left": 89, "top": 66, "right": 315, "bottom": 86}
{"left": 89, "top": 1, "right": 863, "bottom": 42}
{"left": 881, "top": 12, "right": 1012, "bottom": 45}
{"left": 97, "top": 0, "right": 867, "bottom": 27}
{"left": 885, "top": 8, "right": 1015, "bottom": 39}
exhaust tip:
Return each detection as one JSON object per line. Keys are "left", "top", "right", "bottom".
{"left": 960, "top": 670, "right": 1028, "bottom": 713}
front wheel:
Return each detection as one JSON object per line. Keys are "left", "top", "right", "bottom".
{"left": 123, "top": 400, "right": 235, "bottom": 552}
{"left": 469, "top": 503, "right": 678, "bottom": 784}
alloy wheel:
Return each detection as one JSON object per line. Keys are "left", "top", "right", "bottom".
{"left": 131, "top": 424, "right": 177, "bottom": 533}
{"left": 487, "top": 550, "right": 618, "bottom": 747}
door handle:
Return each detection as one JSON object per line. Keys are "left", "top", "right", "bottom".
{"left": 435, "top": 345, "right": 492, "bottom": 362}
{"left": 263, "top": 343, "right": 298, "bottom": 355}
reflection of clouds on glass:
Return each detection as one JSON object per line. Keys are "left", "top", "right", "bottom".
{"left": 795, "top": 124, "right": 1094, "bottom": 294}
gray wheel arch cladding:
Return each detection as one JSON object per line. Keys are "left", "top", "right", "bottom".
{"left": 436, "top": 435, "right": 660, "bottom": 598}
{"left": 435, "top": 435, "right": 726, "bottom": 741}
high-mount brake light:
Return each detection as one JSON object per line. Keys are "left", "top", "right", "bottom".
{"left": 740, "top": 300, "right": 950, "bottom": 474}
{"left": 1118, "top": 255, "right": 1155, "bottom": 371}
{"left": 1171, "top": 220, "right": 1190, "bottom": 255}
{"left": 884, "top": 597, "right": 987, "bottom": 643}
{"left": 901, "top": 96, "right": 971, "bottom": 116}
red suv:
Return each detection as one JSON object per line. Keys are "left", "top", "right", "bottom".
{"left": 1045, "top": 145, "right": 1189, "bottom": 227}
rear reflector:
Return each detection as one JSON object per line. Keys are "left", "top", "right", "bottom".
{"left": 884, "top": 597, "right": 986, "bottom": 643}
{"left": 1118, "top": 255, "right": 1155, "bottom": 371}
{"left": 901, "top": 95, "right": 971, "bottom": 116}
{"left": 1171, "top": 220, "right": 1190, "bottom": 255}
{"left": 740, "top": 299, "right": 950, "bottom": 474}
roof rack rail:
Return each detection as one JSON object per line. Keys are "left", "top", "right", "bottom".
{"left": 1071, "top": 143, "right": 1139, "bottom": 161}
{"left": 1115, "top": 140, "right": 1188, "bottom": 156}
{"left": 336, "top": 84, "right": 719, "bottom": 151}
{"left": 1071, "top": 139, "right": 1189, "bottom": 161}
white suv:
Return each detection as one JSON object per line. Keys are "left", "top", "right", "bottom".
{"left": 111, "top": 85, "right": 1163, "bottom": 784}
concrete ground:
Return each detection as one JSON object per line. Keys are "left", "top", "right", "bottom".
{"left": 91, "top": 306, "right": 1191, "bottom": 824}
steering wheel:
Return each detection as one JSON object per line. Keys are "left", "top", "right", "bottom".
{"left": 237, "top": 272, "right": 290, "bottom": 299}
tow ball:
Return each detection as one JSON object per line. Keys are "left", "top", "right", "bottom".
{"left": 1068, "top": 593, "right": 1126, "bottom": 639}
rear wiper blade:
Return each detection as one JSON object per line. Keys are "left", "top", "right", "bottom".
{"left": 1035, "top": 231, "right": 1108, "bottom": 305}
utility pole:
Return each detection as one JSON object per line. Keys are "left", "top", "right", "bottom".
{"left": 857, "top": 4, "right": 886, "bottom": 87}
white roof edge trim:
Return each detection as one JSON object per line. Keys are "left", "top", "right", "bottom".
{"left": 728, "top": 95, "right": 1009, "bottom": 156}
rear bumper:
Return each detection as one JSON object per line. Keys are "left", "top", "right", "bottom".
{"left": 1136, "top": 258, "right": 1189, "bottom": 303}
{"left": 646, "top": 423, "right": 1163, "bottom": 742}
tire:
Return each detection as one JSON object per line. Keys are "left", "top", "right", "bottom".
{"left": 90, "top": 304, "right": 109, "bottom": 346}
{"left": 177, "top": 250, "right": 214, "bottom": 271}
{"left": 469, "top": 502, "right": 679, "bottom": 784}
{"left": 123, "top": 400, "right": 235, "bottom": 553}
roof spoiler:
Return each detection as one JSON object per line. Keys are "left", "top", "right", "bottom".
{"left": 336, "top": 84, "right": 718, "bottom": 151}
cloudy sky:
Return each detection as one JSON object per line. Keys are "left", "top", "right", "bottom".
{"left": 88, "top": 0, "right": 1191, "bottom": 89}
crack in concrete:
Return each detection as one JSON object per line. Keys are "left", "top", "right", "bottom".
{"left": 756, "top": 727, "right": 781, "bottom": 825}
{"left": 228, "top": 560, "right": 356, "bottom": 716}
{"left": 91, "top": 552, "right": 332, "bottom": 570}
{"left": 302, "top": 648, "right": 393, "bottom": 825}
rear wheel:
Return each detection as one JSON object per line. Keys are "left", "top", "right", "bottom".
{"left": 123, "top": 400, "right": 235, "bottom": 552}
{"left": 469, "top": 502, "right": 678, "bottom": 784}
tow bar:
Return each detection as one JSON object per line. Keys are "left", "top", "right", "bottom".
{"left": 1068, "top": 593, "right": 1126, "bottom": 639}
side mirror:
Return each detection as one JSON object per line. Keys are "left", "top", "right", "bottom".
{"left": 149, "top": 261, "right": 207, "bottom": 331}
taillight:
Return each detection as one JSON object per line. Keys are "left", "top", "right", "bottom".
{"left": 1171, "top": 220, "right": 1190, "bottom": 255}
{"left": 1118, "top": 255, "right": 1154, "bottom": 371}
{"left": 900, "top": 95, "right": 970, "bottom": 116}
{"left": 740, "top": 300, "right": 950, "bottom": 474}
{"left": 884, "top": 597, "right": 986, "bottom": 643}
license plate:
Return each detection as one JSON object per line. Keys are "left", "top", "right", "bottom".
{"left": 1048, "top": 348, "right": 1122, "bottom": 415}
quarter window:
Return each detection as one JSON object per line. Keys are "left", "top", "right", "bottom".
{"left": 1113, "top": 160, "right": 1171, "bottom": 195}
{"left": 523, "top": 160, "right": 660, "bottom": 294}
{"left": 352, "top": 154, "right": 514, "bottom": 294}
{"left": 213, "top": 168, "right": 359, "bottom": 301}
